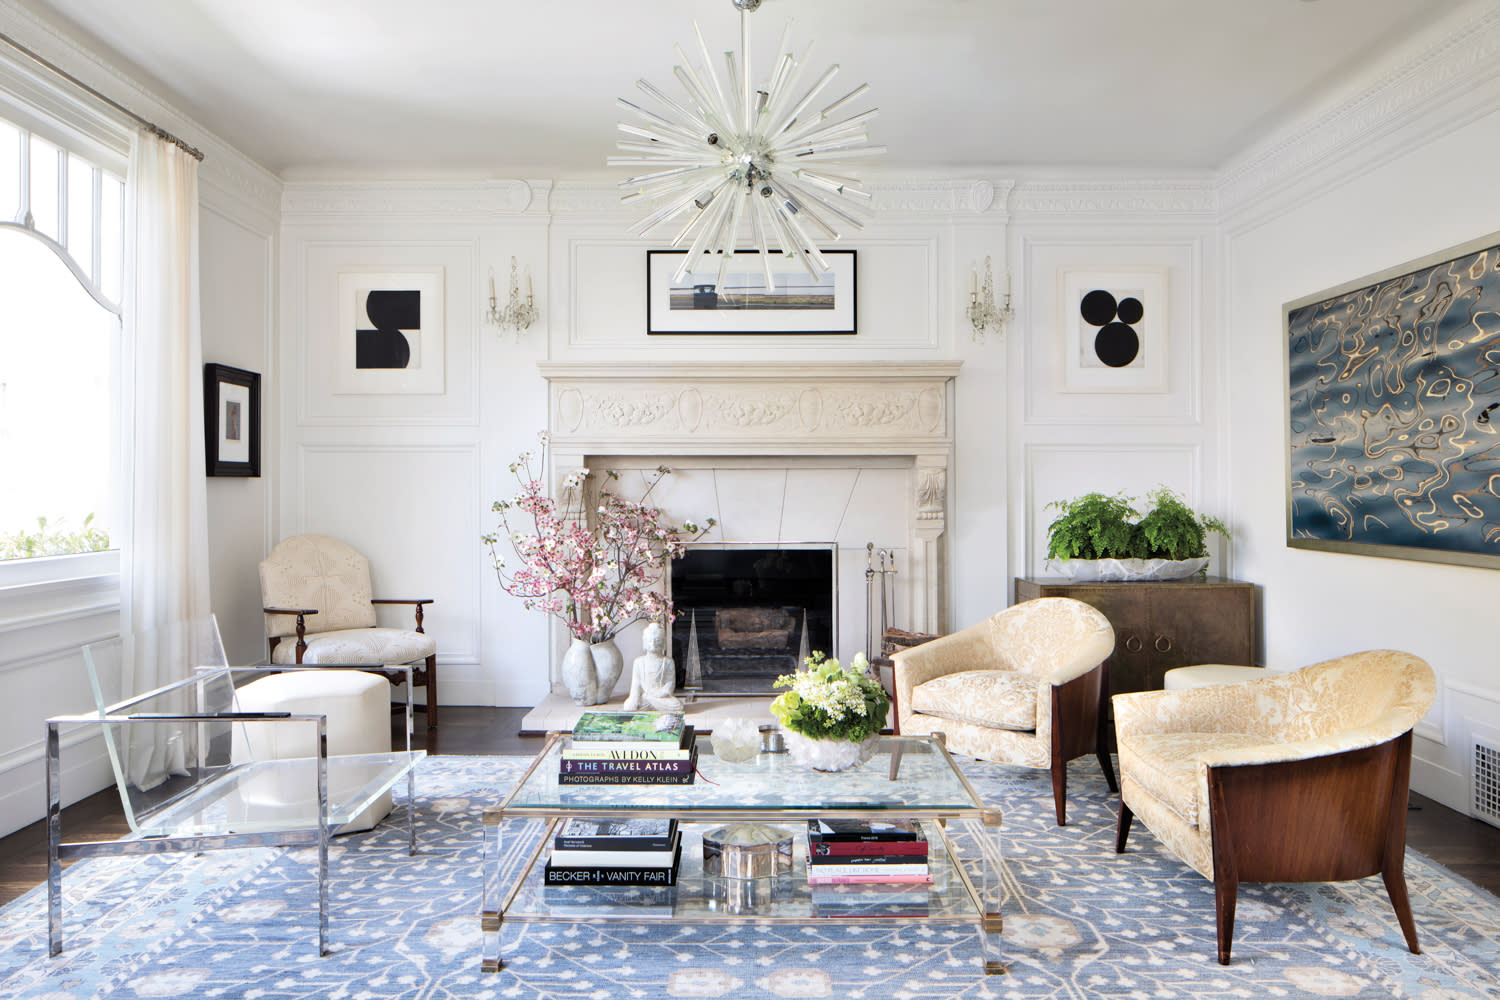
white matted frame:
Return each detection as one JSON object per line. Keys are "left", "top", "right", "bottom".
{"left": 1060, "top": 269, "right": 1167, "bottom": 393}
{"left": 647, "top": 250, "right": 856, "bottom": 335}
{"left": 334, "top": 269, "right": 445, "bottom": 394}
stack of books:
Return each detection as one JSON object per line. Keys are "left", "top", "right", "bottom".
{"left": 804, "top": 819, "right": 932, "bottom": 885}
{"left": 559, "top": 711, "right": 697, "bottom": 785}
{"left": 543, "top": 818, "right": 683, "bottom": 887}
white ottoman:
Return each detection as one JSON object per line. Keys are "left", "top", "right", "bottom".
{"left": 232, "top": 669, "right": 392, "bottom": 833}
{"left": 1163, "top": 664, "right": 1270, "bottom": 690}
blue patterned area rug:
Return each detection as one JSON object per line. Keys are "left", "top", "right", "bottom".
{"left": 1, "top": 755, "right": 1497, "bottom": 1000}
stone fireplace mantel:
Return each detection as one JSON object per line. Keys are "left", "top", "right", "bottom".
{"left": 538, "top": 360, "right": 961, "bottom": 636}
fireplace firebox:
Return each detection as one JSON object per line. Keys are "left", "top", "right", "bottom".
{"left": 669, "top": 544, "right": 836, "bottom": 695}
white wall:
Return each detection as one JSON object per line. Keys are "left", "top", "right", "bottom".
{"left": 0, "top": 3, "right": 281, "bottom": 838}
{"left": 1221, "top": 10, "right": 1500, "bottom": 814}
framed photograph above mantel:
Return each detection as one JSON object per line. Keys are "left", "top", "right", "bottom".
{"left": 646, "top": 249, "right": 856, "bottom": 335}
{"left": 1284, "top": 229, "right": 1500, "bottom": 570}
{"left": 203, "top": 363, "right": 260, "bottom": 477}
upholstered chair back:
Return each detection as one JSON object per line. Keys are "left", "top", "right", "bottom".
{"left": 260, "top": 534, "right": 378, "bottom": 639}
{"left": 985, "top": 597, "right": 1115, "bottom": 679}
{"left": 1266, "top": 649, "right": 1436, "bottom": 743}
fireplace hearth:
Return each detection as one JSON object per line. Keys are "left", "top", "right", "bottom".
{"left": 670, "top": 545, "right": 835, "bottom": 695}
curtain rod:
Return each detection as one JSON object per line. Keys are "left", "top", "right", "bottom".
{"left": 0, "top": 30, "right": 204, "bottom": 162}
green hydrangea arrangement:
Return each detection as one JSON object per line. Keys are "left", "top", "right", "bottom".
{"left": 770, "top": 651, "right": 890, "bottom": 743}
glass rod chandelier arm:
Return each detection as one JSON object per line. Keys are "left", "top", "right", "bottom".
{"left": 614, "top": 0, "right": 880, "bottom": 278}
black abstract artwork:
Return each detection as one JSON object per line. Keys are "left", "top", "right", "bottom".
{"left": 1079, "top": 289, "right": 1144, "bottom": 368}
{"left": 355, "top": 289, "right": 419, "bottom": 369}
{"left": 1285, "top": 235, "right": 1500, "bottom": 568}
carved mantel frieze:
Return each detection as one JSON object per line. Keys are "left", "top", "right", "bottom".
{"left": 539, "top": 361, "right": 961, "bottom": 635}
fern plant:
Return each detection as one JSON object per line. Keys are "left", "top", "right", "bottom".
{"left": 1045, "top": 488, "right": 1227, "bottom": 562}
{"left": 1044, "top": 492, "right": 1144, "bottom": 560}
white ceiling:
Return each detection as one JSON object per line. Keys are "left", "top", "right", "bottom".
{"left": 20, "top": 0, "right": 1470, "bottom": 178}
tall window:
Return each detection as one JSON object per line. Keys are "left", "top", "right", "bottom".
{"left": 0, "top": 114, "right": 124, "bottom": 562}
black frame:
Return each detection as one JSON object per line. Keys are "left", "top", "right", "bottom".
{"left": 646, "top": 249, "right": 857, "bottom": 335}
{"left": 203, "top": 363, "right": 261, "bottom": 477}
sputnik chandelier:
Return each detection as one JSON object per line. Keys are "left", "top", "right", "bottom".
{"left": 611, "top": 0, "right": 882, "bottom": 288}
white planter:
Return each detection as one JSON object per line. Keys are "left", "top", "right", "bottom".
{"left": 559, "top": 637, "right": 623, "bottom": 705}
{"left": 1047, "top": 557, "right": 1209, "bottom": 582}
{"left": 781, "top": 731, "right": 879, "bottom": 772}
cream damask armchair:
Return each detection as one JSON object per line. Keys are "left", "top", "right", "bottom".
{"left": 1113, "top": 649, "right": 1436, "bottom": 965}
{"left": 261, "top": 534, "right": 439, "bottom": 727}
{"left": 891, "top": 597, "right": 1116, "bottom": 825}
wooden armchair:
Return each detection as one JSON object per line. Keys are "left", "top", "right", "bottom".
{"left": 260, "top": 534, "right": 439, "bottom": 727}
{"left": 891, "top": 597, "right": 1116, "bottom": 825}
{"left": 1113, "top": 649, "right": 1436, "bottom": 964}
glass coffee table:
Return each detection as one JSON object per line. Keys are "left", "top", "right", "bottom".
{"left": 481, "top": 733, "right": 1004, "bottom": 974}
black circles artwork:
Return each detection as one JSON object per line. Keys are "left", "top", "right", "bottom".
{"left": 1079, "top": 289, "right": 1145, "bottom": 368}
{"left": 1061, "top": 269, "right": 1167, "bottom": 393}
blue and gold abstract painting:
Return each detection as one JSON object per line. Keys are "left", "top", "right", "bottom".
{"left": 1286, "top": 237, "right": 1500, "bottom": 567}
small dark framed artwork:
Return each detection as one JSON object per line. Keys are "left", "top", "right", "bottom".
{"left": 646, "top": 249, "right": 856, "bottom": 335}
{"left": 1060, "top": 269, "right": 1168, "bottom": 393}
{"left": 203, "top": 363, "right": 260, "bottom": 477}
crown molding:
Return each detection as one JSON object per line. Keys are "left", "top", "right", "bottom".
{"left": 548, "top": 178, "right": 1013, "bottom": 221}
{"left": 0, "top": 3, "right": 283, "bottom": 222}
{"left": 1010, "top": 179, "right": 1217, "bottom": 218}
{"left": 1217, "top": 5, "right": 1500, "bottom": 225}
{"left": 280, "top": 179, "right": 537, "bottom": 219}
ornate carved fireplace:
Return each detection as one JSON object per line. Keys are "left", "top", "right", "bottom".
{"left": 538, "top": 360, "right": 959, "bottom": 697}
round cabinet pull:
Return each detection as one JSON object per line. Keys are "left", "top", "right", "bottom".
{"left": 1124, "top": 635, "right": 1143, "bottom": 653}
{"left": 1154, "top": 634, "right": 1173, "bottom": 653}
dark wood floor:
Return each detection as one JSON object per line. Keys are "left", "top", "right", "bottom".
{"left": 3, "top": 706, "right": 1497, "bottom": 907}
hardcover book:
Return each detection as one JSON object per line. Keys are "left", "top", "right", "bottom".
{"left": 809, "top": 838, "right": 929, "bottom": 858}
{"left": 553, "top": 818, "right": 678, "bottom": 852}
{"left": 561, "top": 727, "right": 696, "bottom": 760}
{"left": 572, "top": 711, "right": 685, "bottom": 744}
{"left": 807, "top": 849, "right": 929, "bottom": 865}
{"left": 807, "top": 819, "right": 922, "bottom": 842}
{"left": 556, "top": 771, "right": 696, "bottom": 785}
{"left": 805, "top": 872, "right": 934, "bottom": 885}
{"left": 549, "top": 831, "right": 683, "bottom": 869}
{"left": 543, "top": 844, "right": 682, "bottom": 887}
{"left": 803, "top": 861, "right": 930, "bottom": 878}
{"left": 558, "top": 750, "right": 696, "bottom": 776}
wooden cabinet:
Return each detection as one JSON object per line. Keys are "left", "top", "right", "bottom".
{"left": 1013, "top": 577, "right": 1257, "bottom": 700}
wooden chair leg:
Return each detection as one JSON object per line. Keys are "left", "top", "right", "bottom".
{"left": 1383, "top": 865, "right": 1421, "bottom": 954}
{"left": 424, "top": 654, "right": 438, "bottom": 729}
{"left": 1214, "top": 869, "right": 1238, "bottom": 965}
{"left": 1050, "top": 754, "right": 1068, "bottom": 826}
{"left": 1115, "top": 799, "right": 1133, "bottom": 853}
{"left": 1097, "top": 747, "right": 1118, "bottom": 793}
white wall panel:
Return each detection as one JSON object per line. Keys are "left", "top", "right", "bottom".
{"left": 297, "top": 443, "right": 484, "bottom": 700}
{"left": 1023, "top": 444, "right": 1202, "bottom": 578}
{"left": 296, "top": 242, "right": 478, "bottom": 427}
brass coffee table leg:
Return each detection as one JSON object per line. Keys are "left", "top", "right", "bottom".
{"left": 481, "top": 811, "right": 503, "bottom": 972}
{"left": 980, "top": 807, "right": 1006, "bottom": 975}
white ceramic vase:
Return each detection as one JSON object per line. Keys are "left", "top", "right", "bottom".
{"left": 782, "top": 731, "right": 879, "bottom": 772}
{"left": 560, "top": 637, "right": 623, "bottom": 706}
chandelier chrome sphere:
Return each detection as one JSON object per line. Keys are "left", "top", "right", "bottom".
{"left": 611, "top": 0, "right": 882, "bottom": 288}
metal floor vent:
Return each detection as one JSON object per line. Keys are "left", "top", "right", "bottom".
{"left": 1475, "top": 737, "right": 1500, "bottom": 829}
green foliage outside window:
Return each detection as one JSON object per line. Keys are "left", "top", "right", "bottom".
{"left": 0, "top": 514, "right": 111, "bottom": 560}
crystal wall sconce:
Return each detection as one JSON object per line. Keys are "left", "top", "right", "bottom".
{"left": 968, "top": 256, "right": 1013, "bottom": 343}
{"left": 486, "top": 257, "right": 538, "bottom": 339}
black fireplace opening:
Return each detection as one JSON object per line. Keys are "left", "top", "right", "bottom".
{"left": 669, "top": 545, "right": 835, "bottom": 695}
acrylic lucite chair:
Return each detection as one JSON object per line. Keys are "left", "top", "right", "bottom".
{"left": 46, "top": 617, "right": 424, "bottom": 957}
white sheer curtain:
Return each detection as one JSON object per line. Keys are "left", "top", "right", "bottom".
{"left": 119, "top": 129, "right": 212, "bottom": 786}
